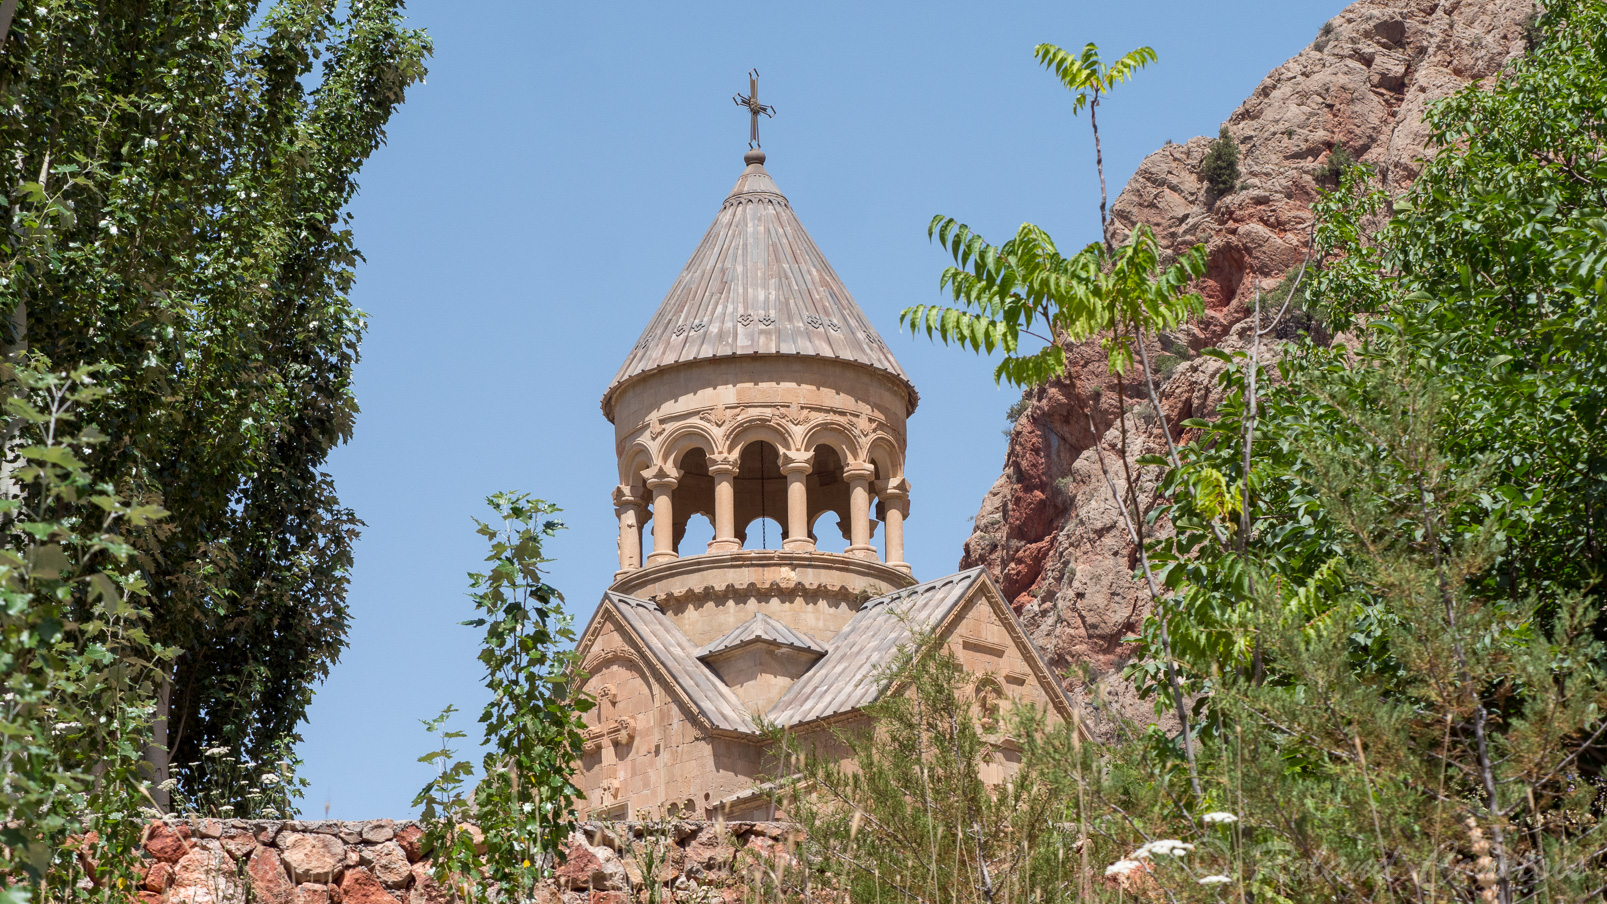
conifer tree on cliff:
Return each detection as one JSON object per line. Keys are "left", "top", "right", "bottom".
{"left": 0, "top": 1, "right": 430, "bottom": 798}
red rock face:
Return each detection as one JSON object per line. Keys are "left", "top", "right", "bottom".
{"left": 393, "top": 826, "right": 423, "bottom": 864}
{"left": 248, "top": 847, "right": 297, "bottom": 904}
{"left": 143, "top": 861, "right": 176, "bottom": 893}
{"left": 339, "top": 868, "right": 401, "bottom": 904}
{"left": 961, "top": 0, "right": 1535, "bottom": 735}
{"left": 145, "top": 824, "right": 192, "bottom": 864}
{"left": 554, "top": 836, "right": 605, "bottom": 889}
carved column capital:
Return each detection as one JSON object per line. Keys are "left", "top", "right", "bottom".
{"left": 778, "top": 450, "right": 815, "bottom": 476}
{"left": 612, "top": 484, "right": 647, "bottom": 510}
{"left": 644, "top": 465, "right": 680, "bottom": 490}
{"left": 706, "top": 455, "right": 740, "bottom": 477}
{"left": 843, "top": 462, "right": 877, "bottom": 483}
{"left": 874, "top": 476, "right": 911, "bottom": 500}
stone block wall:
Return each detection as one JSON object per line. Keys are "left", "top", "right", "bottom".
{"left": 132, "top": 818, "right": 796, "bottom": 904}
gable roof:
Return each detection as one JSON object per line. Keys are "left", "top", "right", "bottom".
{"left": 597, "top": 592, "right": 755, "bottom": 733}
{"left": 602, "top": 151, "right": 917, "bottom": 420}
{"left": 697, "top": 612, "right": 827, "bottom": 659}
{"left": 767, "top": 568, "right": 989, "bottom": 727}
{"left": 577, "top": 569, "right": 1071, "bottom": 739}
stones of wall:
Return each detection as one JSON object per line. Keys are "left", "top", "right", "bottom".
{"left": 131, "top": 819, "right": 797, "bottom": 904}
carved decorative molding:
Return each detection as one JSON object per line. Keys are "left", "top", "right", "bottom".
{"left": 582, "top": 716, "right": 637, "bottom": 754}
{"left": 632, "top": 402, "right": 904, "bottom": 454}
{"left": 580, "top": 648, "right": 651, "bottom": 686}
{"left": 777, "top": 401, "right": 813, "bottom": 427}
{"left": 699, "top": 404, "right": 734, "bottom": 428}
{"left": 652, "top": 577, "right": 876, "bottom": 609}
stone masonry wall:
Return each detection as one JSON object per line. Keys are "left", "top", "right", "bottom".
{"left": 131, "top": 818, "right": 795, "bottom": 904}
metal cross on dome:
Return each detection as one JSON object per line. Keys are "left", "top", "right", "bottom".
{"left": 732, "top": 69, "right": 776, "bottom": 149}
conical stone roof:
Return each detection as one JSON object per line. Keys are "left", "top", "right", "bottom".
{"left": 603, "top": 150, "right": 917, "bottom": 419}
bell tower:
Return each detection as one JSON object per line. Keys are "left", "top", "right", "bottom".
{"left": 600, "top": 145, "right": 918, "bottom": 659}
{"left": 572, "top": 129, "right": 1072, "bottom": 822}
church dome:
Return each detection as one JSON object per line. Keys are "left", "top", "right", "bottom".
{"left": 601, "top": 150, "right": 917, "bottom": 421}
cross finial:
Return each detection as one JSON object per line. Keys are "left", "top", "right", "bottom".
{"left": 733, "top": 69, "right": 776, "bottom": 151}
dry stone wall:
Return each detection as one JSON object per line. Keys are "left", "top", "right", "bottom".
{"left": 130, "top": 819, "right": 794, "bottom": 904}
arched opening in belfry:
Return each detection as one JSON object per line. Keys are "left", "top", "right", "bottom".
{"left": 679, "top": 512, "right": 714, "bottom": 554}
{"left": 805, "top": 443, "right": 852, "bottom": 550}
{"left": 671, "top": 447, "right": 715, "bottom": 555}
{"left": 735, "top": 440, "right": 787, "bottom": 549}
{"left": 811, "top": 511, "right": 850, "bottom": 554}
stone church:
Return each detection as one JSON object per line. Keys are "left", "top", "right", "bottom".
{"left": 573, "top": 143, "right": 1071, "bottom": 820}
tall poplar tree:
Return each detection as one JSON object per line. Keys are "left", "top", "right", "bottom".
{"left": 0, "top": 0, "right": 430, "bottom": 795}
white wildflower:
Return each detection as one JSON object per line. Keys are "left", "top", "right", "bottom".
{"left": 1105, "top": 860, "right": 1143, "bottom": 878}
{"left": 1131, "top": 839, "right": 1194, "bottom": 859}
{"left": 1199, "top": 875, "right": 1232, "bottom": 886}
{"left": 204, "top": 746, "right": 231, "bottom": 756}
{"left": 52, "top": 721, "right": 82, "bottom": 733}
{"left": 260, "top": 773, "right": 280, "bottom": 785}
{"left": 158, "top": 778, "right": 179, "bottom": 791}
{"left": 1202, "top": 811, "right": 1239, "bottom": 825}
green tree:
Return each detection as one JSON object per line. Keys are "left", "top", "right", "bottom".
{"left": 902, "top": 40, "right": 1208, "bottom": 790}
{"left": 1200, "top": 125, "right": 1240, "bottom": 198}
{"left": 414, "top": 494, "right": 592, "bottom": 901}
{"left": 0, "top": 363, "right": 170, "bottom": 900}
{"left": 0, "top": 0, "right": 431, "bottom": 796}
{"left": 1126, "top": 2, "right": 1607, "bottom": 898}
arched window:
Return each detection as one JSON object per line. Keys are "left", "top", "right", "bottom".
{"left": 742, "top": 517, "right": 784, "bottom": 550}
{"left": 671, "top": 447, "right": 715, "bottom": 555}
{"left": 679, "top": 512, "right": 714, "bottom": 554}
{"left": 811, "top": 511, "right": 850, "bottom": 554}
{"left": 804, "top": 443, "right": 851, "bottom": 554}
{"left": 734, "top": 440, "right": 786, "bottom": 549}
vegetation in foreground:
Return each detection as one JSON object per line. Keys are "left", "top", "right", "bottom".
{"left": 1, "top": 1, "right": 429, "bottom": 901}
{"left": 0, "top": 0, "right": 430, "bottom": 810}
{"left": 884, "top": 4, "right": 1607, "bottom": 901}
{"left": 6, "top": 1, "right": 1607, "bottom": 903}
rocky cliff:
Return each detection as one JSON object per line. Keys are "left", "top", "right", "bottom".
{"left": 961, "top": 0, "right": 1535, "bottom": 736}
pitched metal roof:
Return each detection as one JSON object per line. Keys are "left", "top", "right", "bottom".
{"left": 602, "top": 151, "right": 917, "bottom": 419}
{"left": 767, "top": 568, "right": 988, "bottom": 727}
{"left": 603, "top": 592, "right": 755, "bottom": 733}
{"left": 697, "top": 612, "right": 827, "bottom": 659}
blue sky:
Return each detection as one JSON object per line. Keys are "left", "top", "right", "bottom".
{"left": 296, "top": 0, "right": 1349, "bottom": 819}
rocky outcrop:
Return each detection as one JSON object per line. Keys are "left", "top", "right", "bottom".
{"left": 960, "top": 0, "right": 1534, "bottom": 736}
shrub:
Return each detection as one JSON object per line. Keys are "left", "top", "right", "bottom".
{"left": 1150, "top": 352, "right": 1181, "bottom": 379}
{"left": 1314, "top": 19, "right": 1336, "bottom": 50}
{"left": 1318, "top": 144, "right": 1356, "bottom": 185}
{"left": 1200, "top": 126, "right": 1240, "bottom": 199}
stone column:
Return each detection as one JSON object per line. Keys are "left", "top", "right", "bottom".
{"left": 612, "top": 485, "right": 647, "bottom": 573}
{"left": 645, "top": 467, "right": 679, "bottom": 566}
{"left": 845, "top": 462, "right": 877, "bottom": 560}
{"left": 707, "top": 455, "right": 741, "bottom": 553}
{"left": 877, "top": 478, "right": 911, "bottom": 575}
{"left": 779, "top": 451, "right": 815, "bottom": 552}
